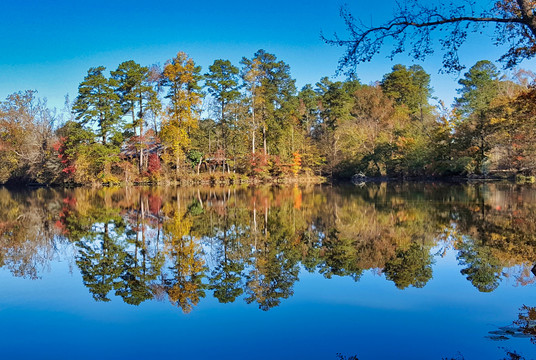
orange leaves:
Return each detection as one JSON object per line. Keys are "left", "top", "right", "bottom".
{"left": 291, "top": 151, "right": 302, "bottom": 175}
{"left": 292, "top": 185, "right": 302, "bottom": 209}
{"left": 394, "top": 136, "right": 415, "bottom": 150}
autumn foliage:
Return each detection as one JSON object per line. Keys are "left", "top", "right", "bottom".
{"left": 1, "top": 53, "right": 536, "bottom": 185}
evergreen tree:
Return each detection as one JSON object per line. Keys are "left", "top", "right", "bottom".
{"left": 205, "top": 59, "right": 241, "bottom": 171}
{"left": 241, "top": 50, "right": 297, "bottom": 158}
{"left": 73, "top": 66, "right": 123, "bottom": 146}
{"left": 381, "top": 64, "right": 432, "bottom": 121}
{"left": 298, "top": 84, "right": 319, "bottom": 136}
{"left": 455, "top": 60, "right": 500, "bottom": 174}
{"left": 111, "top": 60, "right": 160, "bottom": 173}
{"left": 72, "top": 66, "right": 124, "bottom": 180}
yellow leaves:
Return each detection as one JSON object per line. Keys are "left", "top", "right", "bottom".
{"left": 72, "top": 153, "right": 93, "bottom": 184}
{"left": 396, "top": 210, "right": 416, "bottom": 223}
{"left": 164, "top": 212, "right": 193, "bottom": 246}
{"left": 163, "top": 52, "right": 199, "bottom": 88}
{"left": 161, "top": 115, "right": 191, "bottom": 155}
{"left": 489, "top": 116, "right": 506, "bottom": 126}
{"left": 162, "top": 51, "right": 202, "bottom": 126}
{"left": 395, "top": 135, "right": 416, "bottom": 150}
{"left": 491, "top": 232, "right": 508, "bottom": 243}
{"left": 393, "top": 103, "right": 411, "bottom": 125}
{"left": 167, "top": 279, "right": 202, "bottom": 314}
{"left": 163, "top": 209, "right": 205, "bottom": 314}
{"left": 161, "top": 52, "right": 202, "bottom": 170}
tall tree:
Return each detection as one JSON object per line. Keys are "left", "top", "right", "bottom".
{"left": 314, "top": 77, "right": 359, "bottom": 176}
{"left": 241, "top": 57, "right": 263, "bottom": 154}
{"left": 111, "top": 60, "right": 160, "bottom": 173}
{"left": 241, "top": 50, "right": 297, "bottom": 157}
{"left": 496, "top": 84, "right": 536, "bottom": 172}
{"left": 349, "top": 84, "right": 398, "bottom": 176}
{"left": 455, "top": 60, "right": 500, "bottom": 174}
{"left": 381, "top": 64, "right": 432, "bottom": 121}
{"left": 72, "top": 66, "right": 124, "bottom": 180}
{"left": 160, "top": 52, "right": 203, "bottom": 179}
{"left": 205, "top": 59, "right": 241, "bottom": 170}
{"left": 73, "top": 66, "right": 123, "bottom": 146}
{"left": 298, "top": 84, "right": 319, "bottom": 136}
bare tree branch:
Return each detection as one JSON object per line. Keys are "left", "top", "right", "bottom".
{"left": 324, "top": 0, "right": 536, "bottom": 74}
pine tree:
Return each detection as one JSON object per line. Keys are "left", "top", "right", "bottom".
{"left": 73, "top": 66, "right": 123, "bottom": 146}
{"left": 112, "top": 60, "right": 160, "bottom": 174}
{"left": 205, "top": 59, "right": 241, "bottom": 172}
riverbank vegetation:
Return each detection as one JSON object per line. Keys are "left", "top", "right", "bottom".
{"left": 1, "top": 51, "right": 536, "bottom": 185}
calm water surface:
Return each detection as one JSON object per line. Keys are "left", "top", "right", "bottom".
{"left": 0, "top": 183, "right": 535, "bottom": 359}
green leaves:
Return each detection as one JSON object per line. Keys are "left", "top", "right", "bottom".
{"left": 456, "top": 60, "right": 500, "bottom": 115}
{"left": 381, "top": 64, "right": 432, "bottom": 119}
{"left": 73, "top": 66, "right": 123, "bottom": 146}
{"left": 205, "top": 59, "right": 240, "bottom": 110}
{"left": 111, "top": 60, "right": 159, "bottom": 127}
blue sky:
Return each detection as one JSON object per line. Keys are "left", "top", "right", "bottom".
{"left": 0, "top": 0, "right": 533, "bottom": 113}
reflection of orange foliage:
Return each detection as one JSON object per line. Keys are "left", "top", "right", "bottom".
{"left": 293, "top": 186, "right": 302, "bottom": 209}
{"left": 248, "top": 189, "right": 272, "bottom": 211}
{"left": 212, "top": 199, "right": 228, "bottom": 217}
{"left": 148, "top": 194, "right": 162, "bottom": 215}
{"left": 249, "top": 186, "right": 310, "bottom": 211}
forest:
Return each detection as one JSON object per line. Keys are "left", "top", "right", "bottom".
{"left": 1, "top": 50, "right": 536, "bottom": 185}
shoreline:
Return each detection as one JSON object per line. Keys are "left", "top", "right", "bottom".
{"left": 0, "top": 174, "right": 327, "bottom": 188}
{"left": 2, "top": 173, "right": 535, "bottom": 189}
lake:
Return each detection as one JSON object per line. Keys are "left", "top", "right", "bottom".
{"left": 0, "top": 183, "right": 535, "bottom": 359}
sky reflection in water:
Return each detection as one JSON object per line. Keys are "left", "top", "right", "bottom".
{"left": 0, "top": 183, "right": 535, "bottom": 359}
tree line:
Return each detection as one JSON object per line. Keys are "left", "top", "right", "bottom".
{"left": 1, "top": 50, "right": 535, "bottom": 185}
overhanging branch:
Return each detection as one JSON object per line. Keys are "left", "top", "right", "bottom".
{"left": 325, "top": 1, "right": 536, "bottom": 74}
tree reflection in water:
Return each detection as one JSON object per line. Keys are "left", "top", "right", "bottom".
{"left": 0, "top": 183, "right": 536, "bottom": 314}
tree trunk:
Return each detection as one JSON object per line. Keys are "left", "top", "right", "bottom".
{"left": 518, "top": 0, "right": 536, "bottom": 37}
{"left": 263, "top": 125, "right": 267, "bottom": 156}
{"left": 221, "top": 99, "right": 226, "bottom": 175}
{"left": 252, "top": 103, "right": 256, "bottom": 154}
{"left": 175, "top": 153, "right": 180, "bottom": 182}
{"left": 252, "top": 126, "right": 256, "bottom": 154}
{"left": 139, "top": 118, "right": 144, "bottom": 175}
